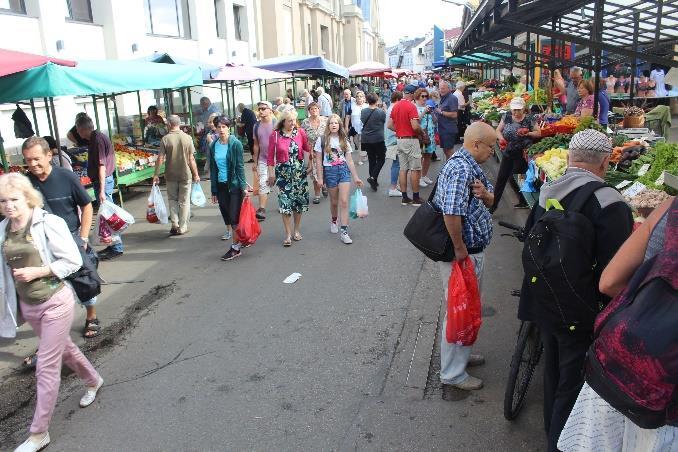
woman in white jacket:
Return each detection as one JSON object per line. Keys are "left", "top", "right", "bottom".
{"left": 0, "top": 173, "right": 102, "bottom": 452}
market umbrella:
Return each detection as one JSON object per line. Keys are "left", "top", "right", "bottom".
{"left": 348, "top": 61, "right": 392, "bottom": 76}
{"left": 207, "top": 64, "right": 291, "bottom": 82}
{"left": 0, "top": 48, "right": 76, "bottom": 77}
{"left": 253, "top": 55, "right": 349, "bottom": 78}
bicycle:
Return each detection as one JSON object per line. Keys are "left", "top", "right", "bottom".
{"left": 498, "top": 221, "right": 544, "bottom": 421}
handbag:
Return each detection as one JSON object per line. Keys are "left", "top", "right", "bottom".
{"left": 403, "top": 179, "right": 455, "bottom": 262}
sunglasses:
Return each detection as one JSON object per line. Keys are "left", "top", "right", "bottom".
{"left": 420, "top": 95, "right": 429, "bottom": 98}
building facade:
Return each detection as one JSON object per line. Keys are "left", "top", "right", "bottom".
{"left": 386, "top": 37, "right": 426, "bottom": 72}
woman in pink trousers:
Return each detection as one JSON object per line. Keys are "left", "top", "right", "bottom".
{"left": 0, "top": 173, "right": 103, "bottom": 452}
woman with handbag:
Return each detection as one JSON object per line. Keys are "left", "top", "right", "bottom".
{"left": 267, "top": 109, "right": 311, "bottom": 247}
{"left": 315, "top": 114, "right": 363, "bottom": 244}
{"left": 0, "top": 173, "right": 102, "bottom": 452}
{"left": 413, "top": 88, "right": 436, "bottom": 188}
{"left": 490, "top": 97, "right": 540, "bottom": 213}
{"left": 558, "top": 197, "right": 677, "bottom": 451}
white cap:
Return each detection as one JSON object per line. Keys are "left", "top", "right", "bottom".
{"left": 509, "top": 97, "right": 526, "bottom": 110}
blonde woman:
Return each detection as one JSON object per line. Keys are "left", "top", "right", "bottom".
{"left": 0, "top": 173, "right": 102, "bottom": 452}
{"left": 315, "top": 114, "right": 363, "bottom": 244}
{"left": 351, "top": 91, "right": 367, "bottom": 164}
{"left": 300, "top": 102, "right": 328, "bottom": 204}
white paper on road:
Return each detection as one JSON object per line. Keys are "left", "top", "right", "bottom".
{"left": 283, "top": 273, "right": 302, "bottom": 284}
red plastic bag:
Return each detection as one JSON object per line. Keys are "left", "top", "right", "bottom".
{"left": 236, "top": 197, "right": 261, "bottom": 246}
{"left": 434, "top": 132, "right": 440, "bottom": 146}
{"left": 446, "top": 257, "right": 482, "bottom": 345}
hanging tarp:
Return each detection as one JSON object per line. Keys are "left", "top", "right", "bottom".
{"left": 138, "top": 52, "right": 221, "bottom": 80}
{"left": 0, "top": 60, "right": 203, "bottom": 103}
{"left": 0, "top": 48, "right": 76, "bottom": 77}
{"left": 445, "top": 52, "right": 514, "bottom": 66}
{"left": 253, "top": 55, "right": 349, "bottom": 78}
{"left": 348, "top": 61, "right": 391, "bottom": 76}
{"left": 207, "top": 64, "right": 291, "bottom": 82}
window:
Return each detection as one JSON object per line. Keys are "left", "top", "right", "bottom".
{"left": 0, "top": 0, "right": 25, "bottom": 13}
{"left": 144, "top": 0, "right": 191, "bottom": 38}
{"left": 233, "top": 5, "right": 247, "bottom": 41}
{"left": 214, "top": 0, "right": 225, "bottom": 38}
{"left": 320, "top": 25, "right": 329, "bottom": 54}
{"left": 64, "top": 0, "right": 92, "bottom": 22}
{"left": 307, "top": 24, "right": 311, "bottom": 54}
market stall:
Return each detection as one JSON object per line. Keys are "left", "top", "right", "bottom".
{"left": 0, "top": 58, "right": 202, "bottom": 202}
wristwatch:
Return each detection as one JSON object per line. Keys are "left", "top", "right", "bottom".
{"left": 81, "top": 237, "right": 89, "bottom": 242}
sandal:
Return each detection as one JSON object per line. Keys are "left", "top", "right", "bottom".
{"left": 23, "top": 352, "right": 38, "bottom": 369}
{"left": 83, "top": 318, "right": 100, "bottom": 339}
{"left": 282, "top": 238, "right": 292, "bottom": 247}
{"left": 312, "top": 196, "right": 320, "bottom": 204}
{"left": 293, "top": 233, "right": 303, "bottom": 242}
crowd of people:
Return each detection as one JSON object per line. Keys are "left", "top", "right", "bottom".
{"left": 0, "top": 67, "right": 675, "bottom": 452}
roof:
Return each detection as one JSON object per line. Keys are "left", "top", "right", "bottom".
{"left": 0, "top": 48, "right": 76, "bottom": 78}
{"left": 253, "top": 55, "right": 349, "bottom": 78}
{"left": 207, "top": 64, "right": 291, "bottom": 82}
{"left": 444, "top": 28, "right": 463, "bottom": 40}
{"left": 138, "top": 52, "right": 220, "bottom": 80}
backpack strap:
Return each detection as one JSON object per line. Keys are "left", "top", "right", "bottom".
{"left": 567, "top": 181, "right": 610, "bottom": 213}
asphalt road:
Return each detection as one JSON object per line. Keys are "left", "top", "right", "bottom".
{"left": 0, "top": 152, "right": 546, "bottom": 451}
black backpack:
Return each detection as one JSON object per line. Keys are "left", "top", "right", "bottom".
{"left": 521, "top": 181, "right": 609, "bottom": 332}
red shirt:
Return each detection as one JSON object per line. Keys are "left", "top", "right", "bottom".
{"left": 391, "top": 100, "right": 419, "bottom": 137}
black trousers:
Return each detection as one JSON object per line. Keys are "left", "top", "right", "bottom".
{"left": 491, "top": 155, "right": 526, "bottom": 210}
{"left": 216, "top": 182, "right": 243, "bottom": 227}
{"left": 540, "top": 327, "right": 592, "bottom": 452}
{"left": 362, "top": 141, "right": 386, "bottom": 181}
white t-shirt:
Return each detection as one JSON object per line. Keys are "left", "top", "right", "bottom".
{"left": 650, "top": 69, "right": 667, "bottom": 96}
{"left": 350, "top": 103, "right": 366, "bottom": 134}
{"left": 453, "top": 90, "right": 466, "bottom": 111}
{"left": 314, "top": 135, "right": 350, "bottom": 167}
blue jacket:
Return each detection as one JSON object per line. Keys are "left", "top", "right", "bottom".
{"left": 209, "top": 135, "right": 246, "bottom": 195}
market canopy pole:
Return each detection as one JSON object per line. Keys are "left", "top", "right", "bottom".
{"left": 591, "top": 0, "right": 604, "bottom": 120}
{"left": 29, "top": 99, "right": 39, "bottom": 136}
{"left": 629, "top": 12, "right": 640, "bottom": 104}
{"left": 44, "top": 97, "right": 53, "bottom": 137}
{"left": 48, "top": 97, "right": 63, "bottom": 167}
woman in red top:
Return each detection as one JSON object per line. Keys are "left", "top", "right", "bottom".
{"left": 267, "top": 109, "right": 311, "bottom": 247}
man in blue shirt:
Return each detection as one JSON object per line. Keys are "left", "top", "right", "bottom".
{"left": 565, "top": 67, "right": 583, "bottom": 114}
{"left": 432, "top": 121, "right": 496, "bottom": 391}
{"left": 434, "top": 80, "right": 459, "bottom": 159}
{"left": 197, "top": 97, "right": 221, "bottom": 127}
{"left": 597, "top": 79, "right": 610, "bottom": 127}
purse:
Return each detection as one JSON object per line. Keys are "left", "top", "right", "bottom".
{"left": 403, "top": 179, "right": 455, "bottom": 262}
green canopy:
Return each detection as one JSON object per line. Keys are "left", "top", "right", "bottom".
{"left": 446, "top": 52, "right": 513, "bottom": 66}
{"left": 0, "top": 60, "right": 202, "bottom": 103}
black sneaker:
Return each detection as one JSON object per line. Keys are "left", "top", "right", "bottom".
{"left": 367, "top": 177, "right": 378, "bottom": 192}
{"left": 221, "top": 247, "right": 241, "bottom": 261}
{"left": 514, "top": 202, "right": 530, "bottom": 209}
{"left": 255, "top": 208, "right": 266, "bottom": 221}
{"left": 401, "top": 196, "right": 413, "bottom": 206}
{"left": 99, "top": 250, "right": 123, "bottom": 261}
{"left": 431, "top": 152, "right": 439, "bottom": 161}
{"left": 411, "top": 197, "right": 423, "bottom": 207}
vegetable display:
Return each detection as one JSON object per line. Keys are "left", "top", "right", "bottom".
{"left": 535, "top": 148, "right": 568, "bottom": 180}
{"left": 636, "top": 143, "right": 678, "bottom": 193}
{"left": 574, "top": 116, "right": 606, "bottom": 133}
{"left": 528, "top": 134, "right": 572, "bottom": 156}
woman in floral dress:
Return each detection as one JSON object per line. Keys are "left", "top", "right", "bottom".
{"left": 267, "top": 109, "right": 311, "bottom": 247}
{"left": 300, "top": 102, "right": 328, "bottom": 204}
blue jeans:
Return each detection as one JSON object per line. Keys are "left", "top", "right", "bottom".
{"left": 94, "top": 175, "right": 123, "bottom": 252}
{"left": 323, "top": 163, "right": 351, "bottom": 188}
{"left": 390, "top": 156, "right": 400, "bottom": 186}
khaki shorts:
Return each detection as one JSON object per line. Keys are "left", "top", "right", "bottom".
{"left": 386, "top": 144, "right": 398, "bottom": 160}
{"left": 396, "top": 138, "right": 422, "bottom": 171}
{"left": 257, "top": 162, "right": 270, "bottom": 194}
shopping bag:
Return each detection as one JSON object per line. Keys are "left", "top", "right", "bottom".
{"left": 355, "top": 189, "right": 368, "bottom": 218}
{"left": 236, "top": 197, "right": 261, "bottom": 246}
{"left": 147, "top": 185, "right": 168, "bottom": 224}
{"left": 94, "top": 212, "right": 121, "bottom": 246}
{"left": 191, "top": 183, "right": 207, "bottom": 207}
{"left": 446, "top": 257, "right": 482, "bottom": 345}
{"left": 99, "top": 200, "right": 135, "bottom": 233}
{"left": 349, "top": 189, "right": 359, "bottom": 219}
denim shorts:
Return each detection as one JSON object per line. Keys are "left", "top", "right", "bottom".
{"left": 323, "top": 163, "right": 351, "bottom": 188}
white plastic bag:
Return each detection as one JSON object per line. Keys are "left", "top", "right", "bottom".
{"left": 94, "top": 212, "right": 121, "bottom": 246}
{"left": 191, "top": 183, "right": 206, "bottom": 207}
{"left": 99, "top": 199, "right": 135, "bottom": 232}
{"left": 147, "top": 185, "right": 168, "bottom": 224}
{"left": 356, "top": 189, "right": 369, "bottom": 218}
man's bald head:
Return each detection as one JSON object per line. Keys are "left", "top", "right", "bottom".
{"left": 464, "top": 122, "right": 497, "bottom": 163}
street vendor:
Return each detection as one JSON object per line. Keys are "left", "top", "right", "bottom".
{"left": 490, "top": 97, "right": 541, "bottom": 213}
{"left": 574, "top": 79, "right": 595, "bottom": 118}
{"left": 144, "top": 106, "right": 167, "bottom": 143}
{"left": 66, "top": 112, "right": 90, "bottom": 147}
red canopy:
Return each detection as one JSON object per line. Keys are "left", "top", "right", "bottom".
{"left": 0, "top": 48, "right": 76, "bottom": 78}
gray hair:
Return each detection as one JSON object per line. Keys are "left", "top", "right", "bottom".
{"left": 316, "top": 87, "right": 324, "bottom": 94}
{"left": 439, "top": 80, "right": 451, "bottom": 90}
{"left": 75, "top": 115, "right": 94, "bottom": 131}
{"left": 456, "top": 81, "right": 465, "bottom": 90}
{"left": 200, "top": 96, "right": 210, "bottom": 103}
{"left": 570, "top": 66, "right": 582, "bottom": 75}
{"left": 168, "top": 115, "right": 181, "bottom": 127}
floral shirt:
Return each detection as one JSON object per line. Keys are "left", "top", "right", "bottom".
{"left": 575, "top": 94, "right": 594, "bottom": 116}
{"left": 300, "top": 117, "right": 328, "bottom": 148}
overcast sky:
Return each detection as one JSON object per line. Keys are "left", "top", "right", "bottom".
{"left": 378, "top": 0, "right": 466, "bottom": 46}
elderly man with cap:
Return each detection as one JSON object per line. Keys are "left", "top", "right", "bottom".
{"left": 517, "top": 129, "right": 633, "bottom": 451}
{"left": 491, "top": 97, "right": 541, "bottom": 212}
{"left": 387, "top": 84, "right": 424, "bottom": 206}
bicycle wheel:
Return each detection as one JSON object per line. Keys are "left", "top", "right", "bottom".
{"left": 503, "top": 321, "right": 543, "bottom": 421}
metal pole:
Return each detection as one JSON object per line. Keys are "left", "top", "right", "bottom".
{"left": 230, "top": 81, "right": 236, "bottom": 122}
{"left": 259, "top": 80, "right": 263, "bottom": 102}
{"left": 250, "top": 81, "right": 254, "bottom": 106}
{"left": 103, "top": 94, "right": 113, "bottom": 140}
{"left": 137, "top": 91, "right": 145, "bottom": 144}
{"left": 30, "top": 99, "right": 40, "bottom": 136}
{"left": 186, "top": 87, "right": 195, "bottom": 141}
{"left": 225, "top": 82, "right": 231, "bottom": 118}
{"left": 591, "top": 0, "right": 604, "bottom": 119}
{"left": 112, "top": 94, "right": 120, "bottom": 135}
{"left": 92, "top": 95, "right": 101, "bottom": 130}
{"left": 525, "top": 32, "right": 531, "bottom": 92}
{"left": 49, "top": 98, "right": 63, "bottom": 166}
{"left": 629, "top": 12, "right": 640, "bottom": 103}
{"left": 0, "top": 130, "right": 8, "bottom": 171}
{"left": 45, "top": 97, "right": 54, "bottom": 136}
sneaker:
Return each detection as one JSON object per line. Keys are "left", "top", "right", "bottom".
{"left": 221, "top": 230, "right": 232, "bottom": 240}
{"left": 467, "top": 353, "right": 486, "bottom": 367}
{"left": 80, "top": 376, "right": 104, "bottom": 407}
{"left": 14, "top": 433, "right": 50, "bottom": 452}
{"left": 322, "top": 186, "right": 328, "bottom": 198}
{"left": 401, "top": 196, "right": 413, "bottom": 206}
{"left": 330, "top": 221, "right": 339, "bottom": 234}
{"left": 220, "top": 247, "right": 241, "bottom": 261}
{"left": 422, "top": 176, "right": 434, "bottom": 185}
{"left": 255, "top": 208, "right": 266, "bottom": 220}
{"left": 358, "top": 161, "right": 364, "bottom": 165}
{"left": 448, "top": 375, "right": 483, "bottom": 391}
{"left": 388, "top": 188, "right": 402, "bottom": 197}
{"left": 99, "top": 250, "right": 122, "bottom": 261}
{"left": 411, "top": 197, "right": 423, "bottom": 207}
{"left": 367, "top": 177, "right": 378, "bottom": 192}
{"left": 419, "top": 179, "right": 429, "bottom": 188}
{"left": 340, "top": 231, "right": 353, "bottom": 244}
{"left": 514, "top": 202, "right": 529, "bottom": 209}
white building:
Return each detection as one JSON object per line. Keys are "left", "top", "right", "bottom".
{"left": 386, "top": 37, "right": 427, "bottom": 73}
{"left": 0, "top": 0, "right": 258, "bottom": 156}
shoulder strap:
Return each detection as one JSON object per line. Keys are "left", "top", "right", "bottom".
{"left": 362, "top": 109, "right": 376, "bottom": 129}
{"left": 254, "top": 122, "right": 259, "bottom": 139}
{"left": 568, "top": 181, "right": 610, "bottom": 213}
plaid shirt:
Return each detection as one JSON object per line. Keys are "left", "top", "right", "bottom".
{"left": 432, "top": 147, "right": 494, "bottom": 250}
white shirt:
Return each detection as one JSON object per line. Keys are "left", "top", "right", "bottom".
{"left": 453, "top": 90, "right": 466, "bottom": 111}
{"left": 351, "top": 103, "right": 366, "bottom": 134}
{"left": 650, "top": 69, "right": 667, "bottom": 96}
